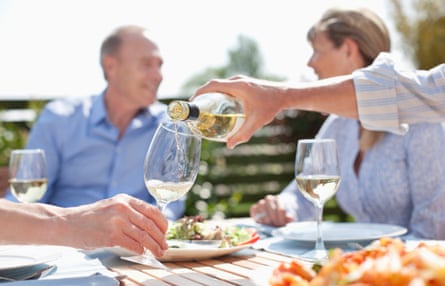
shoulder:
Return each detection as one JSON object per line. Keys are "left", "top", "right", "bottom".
{"left": 148, "top": 101, "right": 168, "bottom": 119}
{"left": 317, "top": 115, "right": 356, "bottom": 137}
{"left": 42, "top": 95, "right": 97, "bottom": 119}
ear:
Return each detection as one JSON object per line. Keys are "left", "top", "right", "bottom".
{"left": 342, "top": 38, "right": 360, "bottom": 59}
{"left": 102, "top": 55, "right": 117, "bottom": 79}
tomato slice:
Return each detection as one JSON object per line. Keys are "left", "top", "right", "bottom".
{"left": 236, "top": 228, "right": 261, "bottom": 246}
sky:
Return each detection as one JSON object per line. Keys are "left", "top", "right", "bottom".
{"left": 0, "top": 0, "right": 411, "bottom": 100}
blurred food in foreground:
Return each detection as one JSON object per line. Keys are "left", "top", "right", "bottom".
{"left": 270, "top": 237, "right": 445, "bottom": 286}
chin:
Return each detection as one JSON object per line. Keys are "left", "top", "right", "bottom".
{"left": 144, "top": 97, "right": 157, "bottom": 106}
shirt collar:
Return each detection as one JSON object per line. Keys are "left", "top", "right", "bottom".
{"left": 89, "top": 91, "right": 108, "bottom": 126}
{"left": 88, "top": 91, "right": 166, "bottom": 129}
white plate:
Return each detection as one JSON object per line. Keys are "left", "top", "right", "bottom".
{"left": 0, "top": 245, "right": 61, "bottom": 271}
{"left": 159, "top": 243, "right": 251, "bottom": 261}
{"left": 119, "top": 243, "right": 252, "bottom": 263}
{"left": 272, "top": 221, "right": 407, "bottom": 245}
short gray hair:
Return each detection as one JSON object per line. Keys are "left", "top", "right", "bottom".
{"left": 99, "top": 25, "right": 147, "bottom": 80}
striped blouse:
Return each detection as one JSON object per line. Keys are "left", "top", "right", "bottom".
{"left": 353, "top": 52, "right": 445, "bottom": 133}
{"left": 280, "top": 115, "right": 445, "bottom": 239}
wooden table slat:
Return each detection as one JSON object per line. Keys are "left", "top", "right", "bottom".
{"left": 254, "top": 251, "right": 295, "bottom": 262}
{"left": 199, "top": 259, "right": 254, "bottom": 278}
{"left": 175, "top": 261, "right": 252, "bottom": 285}
{"left": 112, "top": 266, "right": 171, "bottom": 286}
{"left": 242, "top": 255, "right": 281, "bottom": 267}
{"left": 165, "top": 266, "right": 234, "bottom": 286}
{"left": 110, "top": 249, "right": 292, "bottom": 286}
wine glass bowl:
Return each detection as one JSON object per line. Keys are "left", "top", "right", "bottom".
{"left": 295, "top": 139, "right": 341, "bottom": 262}
{"left": 8, "top": 149, "right": 48, "bottom": 203}
{"left": 144, "top": 120, "right": 201, "bottom": 211}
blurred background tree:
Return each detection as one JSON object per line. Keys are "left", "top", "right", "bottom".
{"left": 180, "top": 35, "right": 285, "bottom": 97}
{"left": 390, "top": 0, "right": 445, "bottom": 69}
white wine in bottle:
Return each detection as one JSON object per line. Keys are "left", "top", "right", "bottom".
{"left": 167, "top": 92, "right": 245, "bottom": 142}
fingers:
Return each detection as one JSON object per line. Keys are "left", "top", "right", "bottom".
{"left": 194, "top": 77, "right": 247, "bottom": 100}
{"left": 193, "top": 79, "right": 226, "bottom": 100}
{"left": 128, "top": 197, "right": 168, "bottom": 233}
{"left": 194, "top": 77, "right": 272, "bottom": 150}
{"left": 121, "top": 222, "right": 165, "bottom": 257}
{"left": 250, "top": 195, "right": 289, "bottom": 227}
{"left": 126, "top": 197, "right": 168, "bottom": 253}
{"left": 102, "top": 195, "right": 168, "bottom": 256}
{"left": 227, "top": 122, "right": 255, "bottom": 149}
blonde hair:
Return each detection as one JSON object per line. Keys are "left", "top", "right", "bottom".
{"left": 308, "top": 7, "right": 390, "bottom": 150}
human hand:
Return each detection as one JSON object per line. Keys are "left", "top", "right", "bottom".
{"left": 194, "top": 75, "right": 285, "bottom": 149}
{"left": 61, "top": 194, "right": 168, "bottom": 257}
{"left": 250, "top": 195, "right": 294, "bottom": 227}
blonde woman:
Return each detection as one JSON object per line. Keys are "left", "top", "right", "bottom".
{"left": 250, "top": 7, "right": 445, "bottom": 239}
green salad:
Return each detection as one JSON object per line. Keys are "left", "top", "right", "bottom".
{"left": 166, "top": 216, "right": 260, "bottom": 248}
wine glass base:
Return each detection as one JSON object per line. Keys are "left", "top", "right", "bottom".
{"left": 298, "top": 249, "right": 329, "bottom": 264}
{"left": 122, "top": 250, "right": 168, "bottom": 269}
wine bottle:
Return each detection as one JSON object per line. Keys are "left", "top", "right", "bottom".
{"left": 167, "top": 92, "right": 245, "bottom": 142}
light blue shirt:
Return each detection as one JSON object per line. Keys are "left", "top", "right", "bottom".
{"left": 281, "top": 115, "right": 445, "bottom": 239}
{"left": 354, "top": 52, "right": 445, "bottom": 133}
{"left": 5, "top": 93, "right": 185, "bottom": 220}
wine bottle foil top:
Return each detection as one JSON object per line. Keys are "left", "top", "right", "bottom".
{"left": 167, "top": 101, "right": 199, "bottom": 121}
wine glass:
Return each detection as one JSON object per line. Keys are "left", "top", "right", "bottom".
{"left": 9, "top": 149, "right": 48, "bottom": 203}
{"left": 144, "top": 120, "right": 201, "bottom": 211}
{"left": 140, "top": 120, "right": 201, "bottom": 267}
{"left": 294, "top": 139, "right": 341, "bottom": 262}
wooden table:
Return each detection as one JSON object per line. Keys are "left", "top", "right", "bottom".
{"left": 108, "top": 247, "right": 294, "bottom": 286}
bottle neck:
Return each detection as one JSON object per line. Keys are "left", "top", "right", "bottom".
{"left": 167, "top": 101, "right": 200, "bottom": 121}
{"left": 187, "top": 104, "right": 199, "bottom": 120}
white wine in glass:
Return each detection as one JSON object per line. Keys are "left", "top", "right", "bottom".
{"left": 139, "top": 120, "right": 201, "bottom": 267}
{"left": 8, "top": 149, "right": 48, "bottom": 203}
{"left": 295, "top": 139, "right": 341, "bottom": 262}
{"left": 144, "top": 120, "right": 201, "bottom": 211}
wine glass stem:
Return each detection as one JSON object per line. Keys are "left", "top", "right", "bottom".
{"left": 315, "top": 204, "right": 326, "bottom": 252}
{"left": 157, "top": 201, "right": 167, "bottom": 212}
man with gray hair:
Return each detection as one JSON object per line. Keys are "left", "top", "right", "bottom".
{"left": 5, "top": 25, "right": 185, "bottom": 221}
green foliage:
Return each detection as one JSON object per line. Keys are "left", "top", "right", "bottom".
{"left": 0, "top": 100, "right": 45, "bottom": 166}
{"left": 390, "top": 0, "right": 445, "bottom": 68}
{"left": 226, "top": 35, "right": 264, "bottom": 76}
{"left": 0, "top": 123, "right": 28, "bottom": 166}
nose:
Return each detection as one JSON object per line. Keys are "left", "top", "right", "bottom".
{"left": 307, "top": 54, "right": 319, "bottom": 77}
{"left": 307, "top": 53, "right": 316, "bottom": 69}
{"left": 150, "top": 66, "right": 163, "bottom": 83}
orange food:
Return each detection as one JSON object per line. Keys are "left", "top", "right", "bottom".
{"left": 269, "top": 260, "right": 315, "bottom": 286}
{"left": 269, "top": 237, "right": 445, "bottom": 286}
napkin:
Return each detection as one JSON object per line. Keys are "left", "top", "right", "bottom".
{"left": 0, "top": 245, "right": 118, "bottom": 283}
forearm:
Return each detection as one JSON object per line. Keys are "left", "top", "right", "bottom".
{"left": 0, "top": 199, "right": 66, "bottom": 245}
{"left": 280, "top": 75, "right": 359, "bottom": 118}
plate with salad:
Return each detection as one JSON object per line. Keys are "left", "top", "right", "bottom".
{"left": 160, "top": 216, "right": 260, "bottom": 261}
